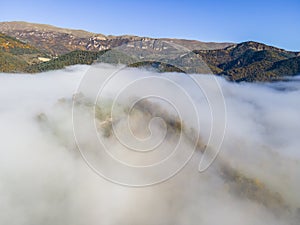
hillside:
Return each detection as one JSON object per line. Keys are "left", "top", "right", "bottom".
{"left": 267, "top": 56, "right": 300, "bottom": 77}
{"left": 0, "top": 33, "right": 39, "bottom": 54}
{"left": 26, "top": 50, "right": 108, "bottom": 73}
{"left": 0, "top": 50, "right": 28, "bottom": 72}
{"left": 25, "top": 49, "right": 184, "bottom": 74}
{"left": 0, "top": 32, "right": 49, "bottom": 72}
{"left": 194, "top": 41, "right": 300, "bottom": 81}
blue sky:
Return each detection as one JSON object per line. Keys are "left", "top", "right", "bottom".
{"left": 1, "top": 0, "right": 299, "bottom": 50}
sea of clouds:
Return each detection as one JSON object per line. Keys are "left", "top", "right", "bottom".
{"left": 0, "top": 64, "right": 299, "bottom": 225}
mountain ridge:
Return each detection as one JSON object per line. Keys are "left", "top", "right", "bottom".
{"left": 0, "top": 21, "right": 299, "bottom": 82}
{"left": 0, "top": 21, "right": 233, "bottom": 56}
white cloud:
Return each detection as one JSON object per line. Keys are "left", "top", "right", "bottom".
{"left": 0, "top": 65, "right": 299, "bottom": 225}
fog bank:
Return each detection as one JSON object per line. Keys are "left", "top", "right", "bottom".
{"left": 0, "top": 65, "right": 299, "bottom": 225}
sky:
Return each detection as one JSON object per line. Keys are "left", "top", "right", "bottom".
{"left": 0, "top": 0, "right": 299, "bottom": 51}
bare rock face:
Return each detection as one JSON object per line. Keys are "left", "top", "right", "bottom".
{"left": 0, "top": 21, "right": 232, "bottom": 56}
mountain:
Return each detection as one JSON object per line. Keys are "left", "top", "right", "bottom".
{"left": 0, "top": 21, "right": 232, "bottom": 56}
{"left": 194, "top": 41, "right": 300, "bottom": 81}
{"left": 27, "top": 41, "right": 300, "bottom": 81}
{"left": 0, "top": 21, "right": 299, "bottom": 81}
{"left": 0, "top": 21, "right": 96, "bottom": 56}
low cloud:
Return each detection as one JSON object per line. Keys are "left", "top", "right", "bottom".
{"left": 0, "top": 65, "right": 299, "bottom": 225}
